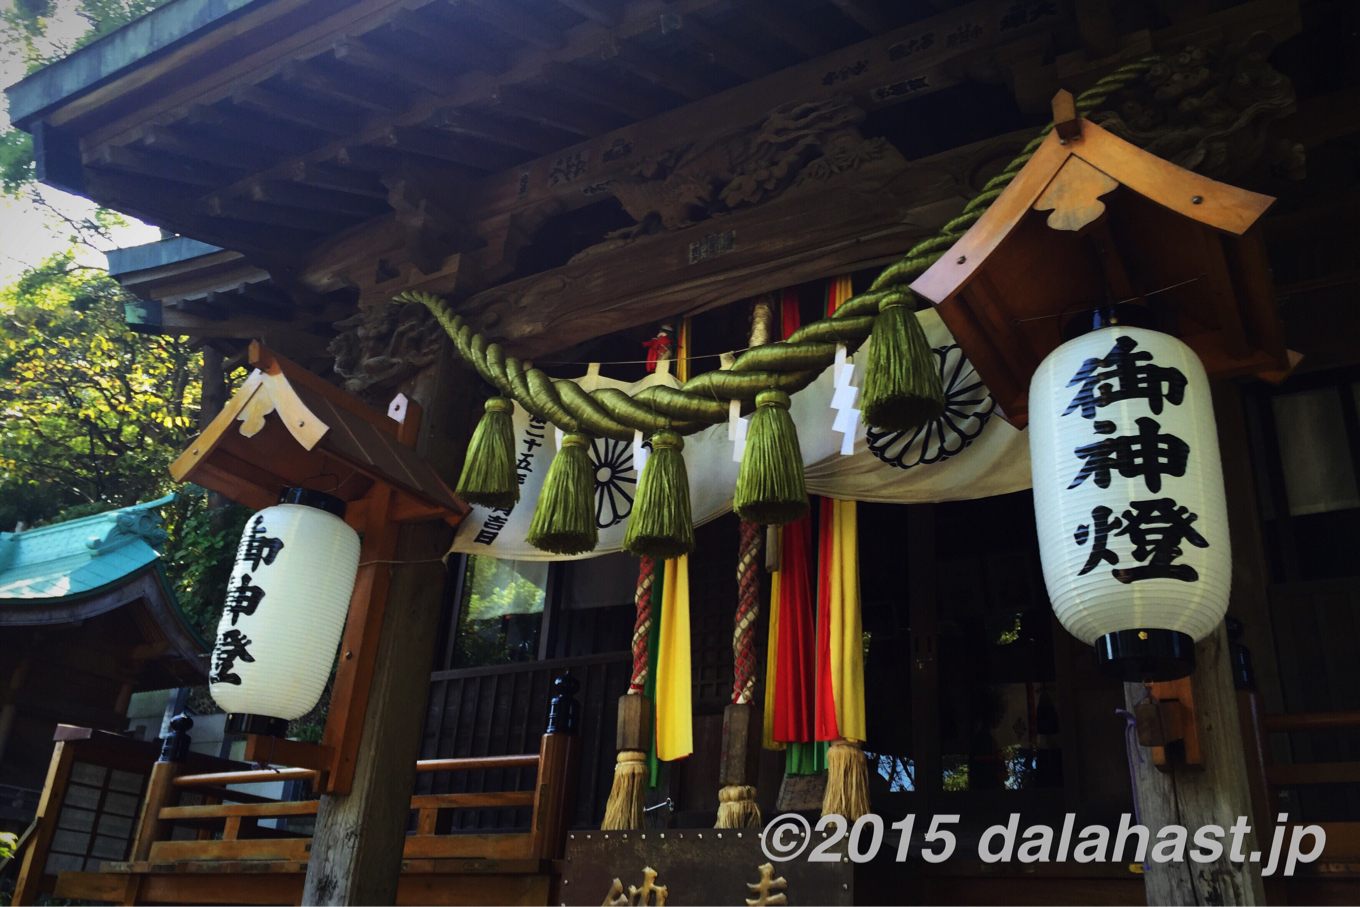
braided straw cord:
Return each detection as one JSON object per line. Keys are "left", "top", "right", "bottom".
{"left": 733, "top": 520, "right": 763, "bottom": 704}
{"left": 630, "top": 556, "right": 654, "bottom": 694}
{"left": 409, "top": 56, "right": 1159, "bottom": 439}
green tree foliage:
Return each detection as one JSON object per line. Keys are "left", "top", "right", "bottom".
{"left": 0, "top": 251, "right": 198, "bottom": 523}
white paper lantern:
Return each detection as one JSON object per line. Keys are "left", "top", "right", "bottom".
{"left": 210, "top": 488, "right": 361, "bottom": 736}
{"left": 1029, "top": 310, "right": 1231, "bottom": 680}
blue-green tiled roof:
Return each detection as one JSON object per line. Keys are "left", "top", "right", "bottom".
{"left": 0, "top": 494, "right": 177, "bottom": 602}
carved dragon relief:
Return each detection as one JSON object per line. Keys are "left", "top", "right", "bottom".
{"left": 1088, "top": 42, "right": 1304, "bottom": 183}
{"left": 603, "top": 94, "right": 895, "bottom": 239}
{"left": 329, "top": 299, "right": 446, "bottom": 403}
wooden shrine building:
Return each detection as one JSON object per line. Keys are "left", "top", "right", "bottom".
{"left": 5, "top": 0, "right": 1360, "bottom": 904}
{"left": 0, "top": 497, "right": 206, "bottom": 835}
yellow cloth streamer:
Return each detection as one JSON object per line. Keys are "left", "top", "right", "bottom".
{"left": 655, "top": 555, "right": 693, "bottom": 761}
{"left": 827, "top": 499, "right": 866, "bottom": 742}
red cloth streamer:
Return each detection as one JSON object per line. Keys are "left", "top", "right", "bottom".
{"left": 814, "top": 496, "right": 840, "bottom": 740}
{"left": 630, "top": 557, "right": 654, "bottom": 693}
{"left": 780, "top": 287, "right": 801, "bottom": 339}
{"left": 772, "top": 512, "right": 816, "bottom": 743}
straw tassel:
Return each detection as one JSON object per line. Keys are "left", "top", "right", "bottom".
{"left": 822, "top": 738, "right": 871, "bottom": 821}
{"left": 733, "top": 389, "right": 808, "bottom": 525}
{"left": 715, "top": 784, "right": 762, "bottom": 828}
{"left": 601, "top": 750, "right": 648, "bottom": 830}
{"left": 860, "top": 294, "right": 945, "bottom": 432}
{"left": 455, "top": 397, "right": 519, "bottom": 509}
{"left": 526, "top": 432, "right": 598, "bottom": 555}
{"left": 623, "top": 430, "right": 694, "bottom": 560}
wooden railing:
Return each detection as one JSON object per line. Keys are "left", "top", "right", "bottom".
{"left": 11, "top": 725, "right": 246, "bottom": 905}
{"left": 15, "top": 677, "right": 582, "bottom": 905}
{"left": 1238, "top": 691, "right": 1360, "bottom": 860}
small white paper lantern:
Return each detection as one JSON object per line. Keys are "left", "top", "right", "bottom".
{"left": 210, "top": 488, "right": 361, "bottom": 736}
{"left": 1029, "top": 307, "right": 1231, "bottom": 681}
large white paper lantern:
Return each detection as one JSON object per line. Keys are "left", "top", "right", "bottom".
{"left": 1029, "top": 307, "right": 1231, "bottom": 681}
{"left": 210, "top": 488, "right": 361, "bottom": 736}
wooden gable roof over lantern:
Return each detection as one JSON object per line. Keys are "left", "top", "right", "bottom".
{"left": 172, "top": 342, "right": 465, "bottom": 528}
{"left": 910, "top": 91, "right": 1290, "bottom": 428}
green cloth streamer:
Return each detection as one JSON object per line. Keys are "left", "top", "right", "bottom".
{"left": 860, "top": 293, "right": 945, "bottom": 432}
{"left": 623, "top": 431, "right": 694, "bottom": 560}
{"left": 785, "top": 740, "right": 829, "bottom": 776}
{"left": 525, "top": 432, "right": 598, "bottom": 555}
{"left": 733, "top": 389, "right": 809, "bottom": 525}
{"left": 646, "top": 559, "right": 665, "bottom": 790}
{"left": 455, "top": 397, "right": 519, "bottom": 510}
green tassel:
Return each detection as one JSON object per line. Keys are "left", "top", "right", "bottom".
{"left": 455, "top": 397, "right": 519, "bottom": 510}
{"left": 526, "top": 432, "right": 598, "bottom": 555}
{"left": 623, "top": 431, "right": 694, "bottom": 560}
{"left": 734, "top": 390, "right": 808, "bottom": 526}
{"left": 860, "top": 294, "right": 945, "bottom": 432}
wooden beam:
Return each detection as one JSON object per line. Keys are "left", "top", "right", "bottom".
{"left": 289, "top": 161, "right": 389, "bottom": 199}
{"left": 456, "top": 0, "right": 564, "bottom": 50}
{"left": 204, "top": 195, "right": 344, "bottom": 233}
{"left": 88, "top": 143, "right": 225, "bottom": 188}
{"left": 488, "top": 84, "right": 619, "bottom": 137}
{"left": 281, "top": 57, "right": 409, "bottom": 114}
{"left": 659, "top": 13, "right": 775, "bottom": 81}
{"left": 250, "top": 178, "right": 388, "bottom": 218}
{"left": 428, "top": 106, "right": 565, "bottom": 155}
{"left": 540, "top": 61, "right": 661, "bottom": 120}
{"left": 138, "top": 124, "right": 268, "bottom": 172}
{"left": 332, "top": 38, "right": 457, "bottom": 98}
{"left": 741, "top": 0, "right": 837, "bottom": 57}
{"left": 336, "top": 143, "right": 402, "bottom": 174}
{"left": 182, "top": 102, "right": 320, "bottom": 153}
{"left": 598, "top": 36, "right": 714, "bottom": 100}
{"left": 830, "top": 0, "right": 892, "bottom": 35}
{"left": 555, "top": 0, "right": 620, "bottom": 27}
{"left": 232, "top": 84, "right": 358, "bottom": 136}
{"left": 375, "top": 125, "right": 507, "bottom": 172}
{"left": 388, "top": 8, "right": 509, "bottom": 76}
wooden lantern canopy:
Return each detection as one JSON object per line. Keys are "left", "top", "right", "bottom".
{"left": 170, "top": 342, "right": 466, "bottom": 793}
{"left": 910, "top": 91, "right": 1291, "bottom": 427}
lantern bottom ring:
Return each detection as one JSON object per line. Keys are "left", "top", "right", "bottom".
{"left": 226, "top": 713, "right": 291, "bottom": 738}
{"left": 1095, "top": 629, "right": 1195, "bottom": 683}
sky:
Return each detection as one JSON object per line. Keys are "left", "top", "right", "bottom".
{"left": 0, "top": 1, "right": 160, "bottom": 283}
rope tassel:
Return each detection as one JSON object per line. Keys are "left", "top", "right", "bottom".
{"left": 734, "top": 390, "right": 808, "bottom": 525}
{"left": 455, "top": 397, "right": 520, "bottom": 509}
{"left": 623, "top": 431, "right": 694, "bottom": 560}
{"left": 822, "top": 738, "right": 871, "bottom": 821}
{"left": 861, "top": 293, "right": 945, "bottom": 432}
{"left": 525, "top": 432, "right": 598, "bottom": 555}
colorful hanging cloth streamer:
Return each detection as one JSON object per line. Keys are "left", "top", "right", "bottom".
{"left": 654, "top": 556, "right": 693, "bottom": 762}
{"left": 815, "top": 496, "right": 866, "bottom": 743}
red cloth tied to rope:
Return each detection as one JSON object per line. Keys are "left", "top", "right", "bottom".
{"left": 772, "top": 511, "right": 816, "bottom": 743}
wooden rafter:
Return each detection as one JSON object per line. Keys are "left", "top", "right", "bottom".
{"left": 829, "top": 0, "right": 891, "bottom": 35}
{"left": 555, "top": 0, "right": 621, "bottom": 28}
{"left": 659, "top": 13, "right": 774, "bottom": 81}
{"left": 740, "top": 0, "right": 836, "bottom": 57}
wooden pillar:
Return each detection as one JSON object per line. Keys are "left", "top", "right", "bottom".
{"left": 1124, "top": 624, "right": 1265, "bottom": 905}
{"left": 907, "top": 505, "right": 941, "bottom": 811}
{"left": 301, "top": 362, "right": 462, "bottom": 906}
{"left": 200, "top": 345, "right": 226, "bottom": 429}
{"left": 1124, "top": 381, "right": 1273, "bottom": 906}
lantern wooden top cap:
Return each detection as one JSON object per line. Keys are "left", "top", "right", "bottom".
{"left": 171, "top": 342, "right": 466, "bottom": 526}
{"left": 910, "top": 101, "right": 1287, "bottom": 427}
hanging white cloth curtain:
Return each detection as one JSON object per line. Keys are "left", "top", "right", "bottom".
{"left": 452, "top": 309, "right": 1032, "bottom": 561}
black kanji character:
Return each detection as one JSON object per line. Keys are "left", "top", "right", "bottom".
{"left": 240, "top": 516, "right": 284, "bottom": 571}
{"left": 225, "top": 573, "right": 266, "bottom": 625}
{"left": 1064, "top": 335, "right": 1188, "bottom": 419}
{"left": 1112, "top": 498, "right": 1208, "bottom": 583}
{"left": 211, "top": 629, "right": 254, "bottom": 685}
{"left": 1074, "top": 505, "right": 1122, "bottom": 575}
{"left": 1069, "top": 416, "right": 1190, "bottom": 493}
